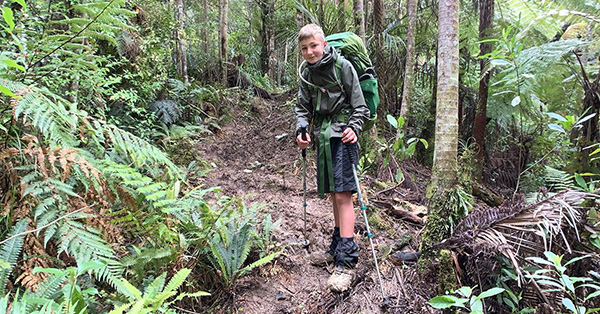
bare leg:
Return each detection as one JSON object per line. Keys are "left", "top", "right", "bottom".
{"left": 333, "top": 191, "right": 355, "bottom": 238}
{"left": 332, "top": 195, "right": 340, "bottom": 228}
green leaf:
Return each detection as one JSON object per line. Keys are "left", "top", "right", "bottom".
{"left": 574, "top": 174, "right": 587, "bottom": 190}
{"left": 562, "top": 274, "right": 576, "bottom": 294}
{"left": 456, "top": 286, "right": 472, "bottom": 298}
{"left": 428, "top": 295, "right": 461, "bottom": 309}
{"left": 476, "top": 287, "right": 505, "bottom": 300}
{"left": 1, "top": 59, "right": 24, "bottom": 71}
{"left": 10, "top": 0, "right": 26, "bottom": 9}
{"left": 511, "top": 95, "right": 521, "bottom": 107}
{"left": 0, "top": 85, "right": 17, "bottom": 98}
{"left": 564, "top": 255, "right": 590, "bottom": 267}
{"left": 562, "top": 298, "right": 577, "bottom": 313}
{"left": 386, "top": 114, "right": 398, "bottom": 129}
{"left": 548, "top": 123, "right": 565, "bottom": 133}
{"left": 575, "top": 113, "right": 597, "bottom": 126}
{"left": 2, "top": 7, "right": 14, "bottom": 30}
{"left": 491, "top": 59, "right": 511, "bottom": 66}
{"left": 584, "top": 290, "right": 600, "bottom": 301}
{"left": 33, "top": 267, "right": 67, "bottom": 276}
{"left": 547, "top": 112, "right": 567, "bottom": 122}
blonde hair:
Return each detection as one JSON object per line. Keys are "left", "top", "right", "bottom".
{"left": 298, "top": 24, "right": 325, "bottom": 42}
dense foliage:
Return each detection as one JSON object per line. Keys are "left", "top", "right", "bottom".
{"left": 1, "top": 0, "right": 600, "bottom": 312}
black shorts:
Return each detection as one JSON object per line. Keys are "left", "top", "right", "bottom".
{"left": 317, "top": 138, "right": 358, "bottom": 194}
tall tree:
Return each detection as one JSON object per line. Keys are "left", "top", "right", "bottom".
{"left": 422, "top": 0, "right": 460, "bottom": 246}
{"left": 219, "top": 0, "right": 228, "bottom": 86}
{"left": 353, "top": 0, "right": 365, "bottom": 40}
{"left": 399, "top": 0, "right": 417, "bottom": 118}
{"left": 472, "top": 0, "right": 494, "bottom": 179}
{"left": 175, "top": 0, "right": 188, "bottom": 83}
{"left": 258, "top": 0, "right": 275, "bottom": 83}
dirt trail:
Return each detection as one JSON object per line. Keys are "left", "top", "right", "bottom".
{"left": 195, "top": 96, "right": 435, "bottom": 313}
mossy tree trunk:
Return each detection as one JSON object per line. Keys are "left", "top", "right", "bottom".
{"left": 421, "top": 0, "right": 459, "bottom": 249}
{"left": 419, "top": 0, "right": 460, "bottom": 295}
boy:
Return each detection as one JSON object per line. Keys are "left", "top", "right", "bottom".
{"left": 295, "top": 24, "right": 370, "bottom": 292}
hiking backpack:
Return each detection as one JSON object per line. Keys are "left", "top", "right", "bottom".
{"left": 299, "top": 32, "right": 380, "bottom": 131}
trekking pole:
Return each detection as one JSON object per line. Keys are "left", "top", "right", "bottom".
{"left": 350, "top": 151, "right": 391, "bottom": 307}
{"left": 300, "top": 126, "right": 310, "bottom": 247}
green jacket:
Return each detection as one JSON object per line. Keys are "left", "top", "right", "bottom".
{"left": 295, "top": 45, "right": 369, "bottom": 139}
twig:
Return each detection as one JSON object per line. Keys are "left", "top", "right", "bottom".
{"left": 375, "top": 182, "right": 402, "bottom": 196}
{"left": 172, "top": 306, "right": 202, "bottom": 314}
{"left": 0, "top": 205, "right": 92, "bottom": 245}
{"left": 519, "top": 147, "right": 558, "bottom": 176}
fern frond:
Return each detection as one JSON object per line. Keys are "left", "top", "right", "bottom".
{"left": 544, "top": 166, "right": 575, "bottom": 191}
{"left": 0, "top": 219, "right": 28, "bottom": 293}
{"left": 102, "top": 125, "right": 181, "bottom": 177}
{"left": 143, "top": 272, "right": 166, "bottom": 299}
{"left": 162, "top": 268, "right": 190, "bottom": 295}
{"left": 57, "top": 220, "right": 116, "bottom": 262}
{"left": 239, "top": 251, "right": 280, "bottom": 277}
{"left": 32, "top": 273, "right": 66, "bottom": 299}
{"left": 149, "top": 100, "right": 181, "bottom": 126}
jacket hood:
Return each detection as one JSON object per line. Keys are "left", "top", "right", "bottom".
{"left": 307, "top": 45, "right": 337, "bottom": 70}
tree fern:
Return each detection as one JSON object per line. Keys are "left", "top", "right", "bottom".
{"left": 0, "top": 219, "right": 28, "bottom": 294}
{"left": 149, "top": 100, "right": 181, "bottom": 127}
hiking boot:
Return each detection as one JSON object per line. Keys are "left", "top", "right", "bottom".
{"left": 327, "top": 265, "right": 356, "bottom": 292}
{"left": 308, "top": 227, "right": 339, "bottom": 266}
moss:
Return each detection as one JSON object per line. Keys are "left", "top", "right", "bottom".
{"left": 420, "top": 187, "right": 451, "bottom": 252}
{"left": 166, "top": 137, "right": 200, "bottom": 166}
{"left": 437, "top": 249, "right": 456, "bottom": 295}
{"left": 393, "top": 233, "right": 413, "bottom": 251}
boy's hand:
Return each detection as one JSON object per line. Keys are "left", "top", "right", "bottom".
{"left": 297, "top": 132, "right": 311, "bottom": 149}
{"left": 342, "top": 127, "right": 357, "bottom": 144}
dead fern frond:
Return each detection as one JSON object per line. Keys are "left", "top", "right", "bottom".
{"left": 442, "top": 190, "right": 599, "bottom": 284}
{"left": 15, "top": 234, "right": 50, "bottom": 291}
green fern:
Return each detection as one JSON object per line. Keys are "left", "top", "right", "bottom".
{"left": 0, "top": 219, "right": 28, "bottom": 294}
{"left": 149, "top": 100, "right": 181, "bottom": 126}
{"left": 109, "top": 268, "right": 209, "bottom": 314}
{"left": 119, "top": 247, "right": 174, "bottom": 283}
{"left": 209, "top": 219, "right": 280, "bottom": 287}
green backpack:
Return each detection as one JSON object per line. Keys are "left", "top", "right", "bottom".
{"left": 325, "top": 32, "right": 380, "bottom": 131}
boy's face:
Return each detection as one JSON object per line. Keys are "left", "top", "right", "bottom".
{"left": 300, "top": 35, "right": 327, "bottom": 64}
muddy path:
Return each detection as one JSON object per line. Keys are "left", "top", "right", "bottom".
{"left": 194, "top": 95, "right": 437, "bottom": 313}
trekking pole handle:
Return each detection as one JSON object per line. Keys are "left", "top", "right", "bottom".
{"left": 300, "top": 127, "right": 307, "bottom": 158}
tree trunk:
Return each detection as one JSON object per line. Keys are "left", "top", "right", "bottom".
{"left": 258, "top": 0, "right": 275, "bottom": 83}
{"left": 296, "top": 9, "right": 304, "bottom": 76}
{"left": 175, "top": 0, "right": 188, "bottom": 84}
{"left": 421, "top": 0, "right": 460, "bottom": 252}
{"left": 219, "top": 0, "right": 228, "bottom": 86}
{"left": 431, "top": 0, "right": 459, "bottom": 191}
{"left": 201, "top": 0, "right": 209, "bottom": 53}
{"left": 399, "top": 0, "right": 417, "bottom": 118}
{"left": 472, "top": 0, "right": 494, "bottom": 180}
{"left": 353, "top": 0, "right": 365, "bottom": 42}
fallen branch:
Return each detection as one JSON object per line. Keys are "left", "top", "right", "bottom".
{"left": 388, "top": 207, "right": 424, "bottom": 224}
